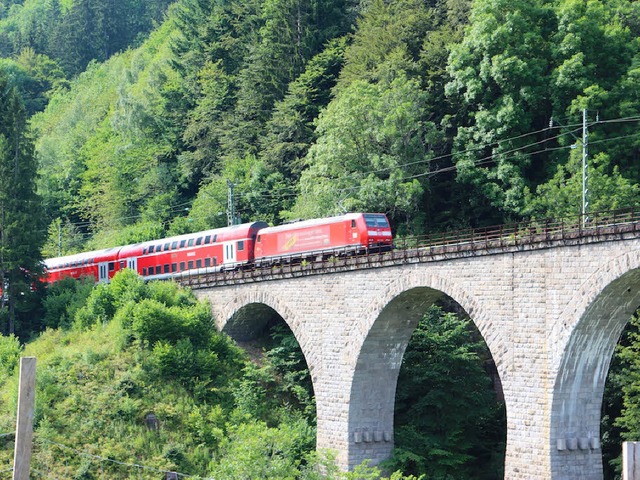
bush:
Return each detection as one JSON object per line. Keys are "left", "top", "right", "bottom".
{"left": 42, "top": 276, "right": 94, "bottom": 329}
{"left": 146, "top": 280, "right": 196, "bottom": 308}
{"left": 0, "top": 334, "right": 22, "bottom": 376}
{"left": 108, "top": 269, "right": 147, "bottom": 310}
{"left": 73, "top": 283, "right": 116, "bottom": 329}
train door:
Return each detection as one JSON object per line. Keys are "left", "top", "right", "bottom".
{"left": 349, "top": 218, "right": 358, "bottom": 241}
{"left": 127, "top": 257, "right": 138, "bottom": 273}
{"left": 98, "top": 262, "right": 109, "bottom": 283}
{"left": 223, "top": 242, "right": 236, "bottom": 266}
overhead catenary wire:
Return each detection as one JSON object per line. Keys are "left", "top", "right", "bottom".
{"left": 37, "top": 437, "right": 203, "bottom": 479}
{"left": 36, "top": 114, "right": 640, "bottom": 234}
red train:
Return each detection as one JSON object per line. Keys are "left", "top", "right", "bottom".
{"left": 44, "top": 213, "right": 393, "bottom": 284}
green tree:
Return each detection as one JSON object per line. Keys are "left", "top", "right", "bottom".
{"left": 446, "top": 0, "right": 556, "bottom": 222}
{"left": 0, "top": 48, "right": 68, "bottom": 115}
{"left": 260, "top": 37, "right": 347, "bottom": 182}
{"left": 337, "top": 0, "right": 432, "bottom": 87}
{"left": 291, "top": 70, "right": 435, "bottom": 233}
{"left": 525, "top": 150, "right": 640, "bottom": 220}
{"left": 387, "top": 305, "right": 505, "bottom": 479}
{"left": 42, "top": 276, "right": 95, "bottom": 330}
{"left": 602, "top": 312, "right": 640, "bottom": 479}
{"left": 218, "top": 0, "right": 353, "bottom": 165}
{"left": 0, "top": 70, "right": 44, "bottom": 336}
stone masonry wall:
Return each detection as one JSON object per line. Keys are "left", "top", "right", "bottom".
{"left": 196, "top": 237, "right": 640, "bottom": 479}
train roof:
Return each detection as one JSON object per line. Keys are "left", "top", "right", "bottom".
{"left": 118, "top": 221, "right": 269, "bottom": 256}
{"left": 44, "top": 246, "right": 122, "bottom": 268}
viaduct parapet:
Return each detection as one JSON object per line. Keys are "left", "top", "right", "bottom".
{"left": 192, "top": 227, "right": 640, "bottom": 479}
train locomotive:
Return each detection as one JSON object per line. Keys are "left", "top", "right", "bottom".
{"left": 44, "top": 213, "right": 393, "bottom": 285}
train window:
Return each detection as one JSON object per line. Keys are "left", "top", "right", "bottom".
{"left": 120, "top": 261, "right": 125, "bottom": 268}
{"left": 148, "top": 245, "right": 154, "bottom": 253}
{"left": 143, "top": 268, "right": 148, "bottom": 276}
{"left": 213, "top": 234, "right": 217, "bottom": 243}
{"left": 257, "top": 235, "right": 261, "bottom": 242}
{"left": 155, "top": 266, "right": 162, "bottom": 275}
{"left": 143, "top": 247, "right": 147, "bottom": 255}
{"left": 188, "top": 260, "right": 194, "bottom": 269}
{"left": 237, "top": 240, "right": 245, "bottom": 251}
{"left": 171, "top": 241, "right": 178, "bottom": 250}
{"left": 180, "top": 240, "right": 186, "bottom": 248}
{"left": 364, "top": 214, "right": 390, "bottom": 228}
{"left": 156, "top": 245, "right": 162, "bottom": 252}
{"left": 204, "top": 235, "right": 211, "bottom": 244}
{"left": 196, "top": 237, "right": 203, "bottom": 246}
{"left": 205, "top": 258, "right": 211, "bottom": 267}
{"left": 351, "top": 220, "right": 356, "bottom": 228}
{"left": 213, "top": 257, "right": 217, "bottom": 266}
{"left": 180, "top": 262, "right": 186, "bottom": 271}
{"left": 164, "top": 243, "right": 170, "bottom": 251}
{"left": 196, "top": 259, "right": 202, "bottom": 268}
{"left": 109, "top": 262, "right": 115, "bottom": 271}
{"left": 164, "top": 264, "right": 170, "bottom": 273}
{"left": 188, "top": 239, "right": 194, "bottom": 247}
{"left": 171, "top": 263, "right": 177, "bottom": 273}
{"left": 64, "top": 263, "right": 69, "bottom": 267}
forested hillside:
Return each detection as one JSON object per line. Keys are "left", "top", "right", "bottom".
{"left": 4, "top": 0, "right": 639, "bottom": 253}
{"left": 0, "top": 0, "right": 639, "bottom": 478}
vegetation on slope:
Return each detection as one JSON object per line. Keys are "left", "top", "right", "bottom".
{"left": 0, "top": 270, "right": 508, "bottom": 479}
{"left": 0, "top": 0, "right": 639, "bottom": 477}
{"left": 0, "top": 271, "right": 443, "bottom": 478}
{"left": 0, "top": 271, "right": 317, "bottom": 478}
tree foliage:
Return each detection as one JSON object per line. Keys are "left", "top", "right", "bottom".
{"left": 0, "top": 69, "right": 44, "bottom": 335}
{"left": 2, "top": 0, "right": 640, "bottom": 476}
{"left": 387, "top": 305, "right": 505, "bottom": 479}
{"left": 292, "top": 71, "right": 436, "bottom": 233}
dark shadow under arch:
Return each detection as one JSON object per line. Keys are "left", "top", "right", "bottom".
{"left": 222, "top": 302, "right": 284, "bottom": 342}
{"left": 551, "top": 268, "right": 640, "bottom": 478}
{"left": 348, "top": 286, "right": 506, "bottom": 473}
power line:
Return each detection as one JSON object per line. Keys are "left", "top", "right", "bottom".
{"left": 38, "top": 114, "right": 640, "bottom": 234}
{"left": 37, "top": 437, "right": 202, "bottom": 479}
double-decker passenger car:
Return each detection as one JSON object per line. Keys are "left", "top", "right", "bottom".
{"left": 117, "top": 221, "right": 267, "bottom": 280}
{"left": 45, "top": 247, "right": 123, "bottom": 284}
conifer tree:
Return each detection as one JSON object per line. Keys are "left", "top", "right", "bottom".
{"left": 0, "top": 71, "right": 44, "bottom": 335}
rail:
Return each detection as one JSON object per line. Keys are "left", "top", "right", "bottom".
{"left": 179, "top": 208, "right": 640, "bottom": 289}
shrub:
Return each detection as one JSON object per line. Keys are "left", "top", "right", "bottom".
{"left": 73, "top": 283, "right": 116, "bottom": 329}
{"left": 0, "top": 334, "right": 22, "bottom": 375}
{"left": 42, "top": 276, "right": 94, "bottom": 329}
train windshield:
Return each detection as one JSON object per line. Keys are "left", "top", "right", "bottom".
{"left": 364, "top": 214, "right": 390, "bottom": 228}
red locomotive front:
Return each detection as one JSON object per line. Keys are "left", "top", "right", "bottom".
{"left": 254, "top": 213, "right": 392, "bottom": 264}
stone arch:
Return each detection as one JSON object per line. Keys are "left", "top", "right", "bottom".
{"left": 346, "top": 268, "right": 504, "bottom": 469}
{"left": 550, "top": 249, "right": 640, "bottom": 479}
{"left": 210, "top": 289, "right": 319, "bottom": 385}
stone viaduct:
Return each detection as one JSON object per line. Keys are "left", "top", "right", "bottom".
{"left": 188, "top": 222, "right": 640, "bottom": 479}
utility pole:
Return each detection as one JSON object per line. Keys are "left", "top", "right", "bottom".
{"left": 58, "top": 220, "right": 62, "bottom": 257}
{"left": 582, "top": 108, "right": 589, "bottom": 227}
{"left": 13, "top": 357, "right": 36, "bottom": 480}
{"left": 226, "top": 180, "right": 236, "bottom": 226}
